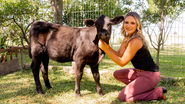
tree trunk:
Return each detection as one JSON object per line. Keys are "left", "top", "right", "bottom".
{"left": 156, "top": 27, "right": 163, "bottom": 64}
{"left": 50, "top": 0, "right": 63, "bottom": 25}
{"left": 156, "top": 43, "right": 160, "bottom": 64}
{"left": 161, "top": 42, "right": 164, "bottom": 50}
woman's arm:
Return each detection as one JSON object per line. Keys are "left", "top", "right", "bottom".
{"left": 107, "top": 39, "right": 126, "bottom": 57}
{"left": 99, "top": 38, "right": 143, "bottom": 67}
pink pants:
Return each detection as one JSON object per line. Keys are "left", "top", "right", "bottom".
{"left": 113, "top": 68, "right": 163, "bottom": 102}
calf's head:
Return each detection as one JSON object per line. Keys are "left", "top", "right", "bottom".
{"left": 84, "top": 15, "right": 124, "bottom": 44}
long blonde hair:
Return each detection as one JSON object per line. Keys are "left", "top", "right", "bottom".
{"left": 121, "top": 12, "right": 148, "bottom": 48}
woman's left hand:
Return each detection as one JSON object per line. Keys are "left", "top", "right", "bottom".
{"left": 98, "top": 39, "right": 109, "bottom": 52}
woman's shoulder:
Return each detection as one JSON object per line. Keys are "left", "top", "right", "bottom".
{"left": 128, "top": 38, "right": 143, "bottom": 50}
{"left": 130, "top": 38, "right": 143, "bottom": 45}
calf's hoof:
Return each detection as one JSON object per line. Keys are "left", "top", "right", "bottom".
{"left": 38, "top": 92, "right": 44, "bottom": 95}
{"left": 99, "top": 93, "right": 104, "bottom": 97}
{"left": 37, "top": 90, "right": 44, "bottom": 95}
{"left": 98, "top": 90, "right": 104, "bottom": 97}
{"left": 47, "top": 86, "right": 52, "bottom": 89}
{"left": 76, "top": 94, "right": 82, "bottom": 98}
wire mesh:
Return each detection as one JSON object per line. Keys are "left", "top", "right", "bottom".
{"left": 62, "top": 0, "right": 185, "bottom": 77}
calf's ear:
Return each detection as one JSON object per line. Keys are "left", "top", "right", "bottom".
{"left": 111, "top": 16, "right": 124, "bottom": 25}
{"left": 84, "top": 19, "right": 95, "bottom": 27}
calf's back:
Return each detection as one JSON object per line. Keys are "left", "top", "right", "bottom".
{"left": 29, "top": 21, "right": 101, "bottom": 65}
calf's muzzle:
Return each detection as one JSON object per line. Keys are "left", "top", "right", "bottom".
{"left": 99, "top": 31, "right": 110, "bottom": 44}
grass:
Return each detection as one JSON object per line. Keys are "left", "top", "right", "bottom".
{"left": 0, "top": 45, "right": 184, "bottom": 104}
{"left": 149, "top": 45, "right": 185, "bottom": 77}
{"left": 0, "top": 67, "right": 184, "bottom": 104}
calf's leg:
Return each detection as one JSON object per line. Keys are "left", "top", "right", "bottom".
{"left": 40, "top": 53, "right": 52, "bottom": 89}
{"left": 90, "top": 64, "right": 104, "bottom": 97}
{"left": 75, "top": 61, "right": 85, "bottom": 97}
{"left": 31, "top": 56, "right": 44, "bottom": 94}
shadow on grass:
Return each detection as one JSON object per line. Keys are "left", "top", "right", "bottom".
{"left": 1, "top": 67, "right": 184, "bottom": 103}
{"left": 0, "top": 82, "right": 36, "bottom": 100}
{"left": 0, "top": 80, "right": 123, "bottom": 100}
{"left": 0, "top": 70, "right": 123, "bottom": 101}
{"left": 43, "top": 78, "right": 123, "bottom": 97}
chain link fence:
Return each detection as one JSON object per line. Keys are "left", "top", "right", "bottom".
{"left": 61, "top": 1, "right": 185, "bottom": 77}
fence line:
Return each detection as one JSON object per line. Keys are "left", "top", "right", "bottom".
{"left": 62, "top": 1, "right": 184, "bottom": 77}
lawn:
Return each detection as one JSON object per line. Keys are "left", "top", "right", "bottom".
{"left": 0, "top": 46, "right": 184, "bottom": 104}
{"left": 0, "top": 66, "right": 184, "bottom": 104}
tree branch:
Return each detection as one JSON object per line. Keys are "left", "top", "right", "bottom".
{"left": 139, "top": 0, "right": 157, "bottom": 50}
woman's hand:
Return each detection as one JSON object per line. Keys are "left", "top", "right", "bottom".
{"left": 98, "top": 39, "right": 109, "bottom": 52}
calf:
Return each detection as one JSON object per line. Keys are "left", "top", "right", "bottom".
{"left": 29, "top": 14, "right": 124, "bottom": 97}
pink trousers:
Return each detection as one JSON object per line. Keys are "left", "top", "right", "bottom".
{"left": 113, "top": 68, "right": 163, "bottom": 102}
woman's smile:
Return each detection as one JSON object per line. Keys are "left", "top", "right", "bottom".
{"left": 123, "top": 16, "right": 137, "bottom": 37}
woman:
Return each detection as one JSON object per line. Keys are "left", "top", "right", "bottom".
{"left": 98, "top": 12, "right": 167, "bottom": 102}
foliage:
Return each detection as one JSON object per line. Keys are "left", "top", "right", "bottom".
{"left": 0, "top": 27, "right": 8, "bottom": 63}
{"left": 143, "top": 0, "right": 185, "bottom": 23}
{"left": 0, "top": 34, "right": 7, "bottom": 49}
{"left": 0, "top": 0, "right": 132, "bottom": 46}
{"left": 0, "top": 27, "right": 8, "bottom": 49}
{"left": 138, "top": 0, "right": 185, "bottom": 64}
{"left": 0, "top": 0, "right": 41, "bottom": 47}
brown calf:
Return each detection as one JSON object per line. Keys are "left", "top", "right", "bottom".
{"left": 29, "top": 14, "right": 124, "bottom": 97}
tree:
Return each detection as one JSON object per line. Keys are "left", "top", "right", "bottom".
{"left": 0, "top": 0, "right": 53, "bottom": 47}
{"left": 0, "top": 0, "right": 133, "bottom": 47}
{"left": 0, "top": 0, "right": 40, "bottom": 47}
{"left": 139, "top": 0, "right": 185, "bottom": 64}
{"left": 50, "top": 0, "right": 63, "bottom": 25}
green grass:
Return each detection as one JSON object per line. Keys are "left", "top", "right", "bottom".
{"left": 0, "top": 67, "right": 184, "bottom": 104}
{"left": 149, "top": 45, "right": 185, "bottom": 77}
{"left": 0, "top": 46, "right": 184, "bottom": 103}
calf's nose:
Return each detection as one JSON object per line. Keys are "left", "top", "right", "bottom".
{"left": 101, "top": 34, "right": 107, "bottom": 40}
{"left": 100, "top": 31, "right": 109, "bottom": 39}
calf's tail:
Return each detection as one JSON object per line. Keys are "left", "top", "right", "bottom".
{"left": 29, "top": 29, "right": 32, "bottom": 58}
{"left": 29, "top": 47, "right": 32, "bottom": 58}
{"left": 28, "top": 21, "right": 60, "bottom": 59}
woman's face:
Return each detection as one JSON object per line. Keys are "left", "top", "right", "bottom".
{"left": 123, "top": 16, "right": 137, "bottom": 37}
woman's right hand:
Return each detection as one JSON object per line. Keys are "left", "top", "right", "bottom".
{"left": 98, "top": 39, "right": 109, "bottom": 52}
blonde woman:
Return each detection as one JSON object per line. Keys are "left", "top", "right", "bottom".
{"left": 99, "top": 12, "right": 167, "bottom": 102}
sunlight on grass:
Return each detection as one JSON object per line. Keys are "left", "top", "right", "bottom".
{"left": 0, "top": 67, "right": 184, "bottom": 104}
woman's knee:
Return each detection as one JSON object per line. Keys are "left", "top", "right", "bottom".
{"left": 113, "top": 69, "right": 128, "bottom": 78}
{"left": 113, "top": 70, "right": 118, "bottom": 79}
{"left": 118, "top": 92, "right": 126, "bottom": 101}
{"left": 118, "top": 92, "right": 134, "bottom": 102}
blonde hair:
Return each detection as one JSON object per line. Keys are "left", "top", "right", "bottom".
{"left": 121, "top": 12, "right": 148, "bottom": 48}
